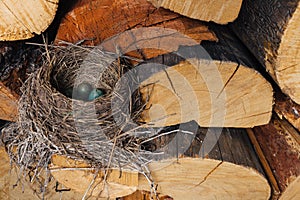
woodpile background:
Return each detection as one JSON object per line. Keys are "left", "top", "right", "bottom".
{"left": 0, "top": 0, "right": 299, "bottom": 199}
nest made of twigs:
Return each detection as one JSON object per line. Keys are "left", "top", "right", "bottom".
{"left": 1, "top": 44, "right": 159, "bottom": 184}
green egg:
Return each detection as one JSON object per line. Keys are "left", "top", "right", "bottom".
{"left": 76, "top": 82, "right": 93, "bottom": 100}
{"left": 88, "top": 89, "right": 104, "bottom": 101}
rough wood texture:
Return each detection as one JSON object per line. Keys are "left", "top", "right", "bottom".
{"left": 54, "top": 0, "right": 217, "bottom": 59}
{"left": 0, "top": 82, "right": 17, "bottom": 121}
{"left": 250, "top": 116, "right": 300, "bottom": 199}
{"left": 0, "top": 42, "right": 42, "bottom": 121}
{"left": 121, "top": 190, "right": 172, "bottom": 200}
{"left": 139, "top": 25, "right": 273, "bottom": 128}
{"left": 48, "top": 125, "right": 270, "bottom": 199}
{"left": 231, "top": 0, "right": 300, "bottom": 104}
{"left": 0, "top": 147, "right": 102, "bottom": 200}
{"left": 147, "top": 0, "right": 243, "bottom": 24}
{"left": 140, "top": 59, "right": 273, "bottom": 128}
{"left": 275, "top": 90, "right": 300, "bottom": 132}
{"left": 0, "top": 0, "right": 59, "bottom": 41}
{"left": 50, "top": 155, "right": 139, "bottom": 199}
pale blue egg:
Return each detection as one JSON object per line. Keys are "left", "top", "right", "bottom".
{"left": 88, "top": 89, "right": 103, "bottom": 101}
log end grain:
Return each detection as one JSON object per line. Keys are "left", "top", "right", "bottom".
{"left": 140, "top": 59, "right": 273, "bottom": 128}
{"left": 147, "top": 0, "right": 243, "bottom": 24}
{"left": 0, "top": 0, "right": 59, "bottom": 41}
{"left": 276, "top": 3, "right": 300, "bottom": 104}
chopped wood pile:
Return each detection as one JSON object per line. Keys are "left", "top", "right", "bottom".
{"left": 0, "top": 0, "right": 299, "bottom": 200}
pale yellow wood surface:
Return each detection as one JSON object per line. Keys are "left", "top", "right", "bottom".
{"left": 276, "top": 2, "right": 300, "bottom": 104}
{"left": 0, "top": 0, "right": 59, "bottom": 41}
{"left": 138, "top": 158, "right": 270, "bottom": 200}
{"left": 0, "top": 147, "right": 102, "bottom": 200}
{"left": 140, "top": 59, "right": 273, "bottom": 128}
{"left": 279, "top": 176, "right": 300, "bottom": 200}
{"left": 0, "top": 82, "right": 18, "bottom": 121}
{"left": 50, "top": 155, "right": 139, "bottom": 198}
{"left": 148, "top": 0, "right": 243, "bottom": 24}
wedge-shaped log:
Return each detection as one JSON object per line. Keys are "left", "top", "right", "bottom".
{"left": 0, "top": 0, "right": 59, "bottom": 40}
{"left": 49, "top": 127, "right": 271, "bottom": 199}
{"left": 140, "top": 58, "right": 273, "bottom": 127}
{"left": 147, "top": 0, "right": 243, "bottom": 24}
{"left": 231, "top": 0, "right": 300, "bottom": 104}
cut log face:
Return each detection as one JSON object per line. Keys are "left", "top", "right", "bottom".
{"left": 0, "top": 82, "right": 18, "bottom": 121}
{"left": 0, "top": 147, "right": 102, "bottom": 200}
{"left": 138, "top": 158, "right": 270, "bottom": 200}
{"left": 147, "top": 0, "right": 243, "bottom": 24}
{"left": 0, "top": 0, "right": 59, "bottom": 41}
{"left": 48, "top": 127, "right": 271, "bottom": 199}
{"left": 280, "top": 176, "right": 300, "bottom": 200}
{"left": 231, "top": 0, "right": 300, "bottom": 104}
{"left": 50, "top": 155, "right": 139, "bottom": 198}
{"left": 140, "top": 59, "right": 273, "bottom": 128}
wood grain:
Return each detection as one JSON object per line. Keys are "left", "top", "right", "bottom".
{"left": 0, "top": 0, "right": 59, "bottom": 40}
{"left": 147, "top": 0, "right": 243, "bottom": 24}
{"left": 231, "top": 0, "right": 300, "bottom": 104}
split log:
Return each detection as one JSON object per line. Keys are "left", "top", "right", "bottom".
{"left": 248, "top": 116, "right": 300, "bottom": 199}
{"left": 231, "top": 0, "right": 300, "bottom": 104}
{"left": 275, "top": 90, "right": 300, "bottom": 132}
{"left": 0, "top": 0, "right": 59, "bottom": 41}
{"left": 139, "top": 25, "right": 273, "bottom": 128}
{"left": 140, "top": 58, "right": 272, "bottom": 128}
{"left": 49, "top": 126, "right": 271, "bottom": 199}
{"left": 0, "top": 82, "right": 17, "bottom": 121}
{"left": 121, "top": 190, "right": 172, "bottom": 200}
{"left": 147, "top": 0, "right": 243, "bottom": 24}
{"left": 54, "top": 0, "right": 217, "bottom": 59}
{"left": 0, "top": 146, "right": 102, "bottom": 200}
{"left": 50, "top": 154, "right": 139, "bottom": 199}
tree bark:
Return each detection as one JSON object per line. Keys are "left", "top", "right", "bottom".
{"left": 248, "top": 115, "right": 300, "bottom": 199}
{"left": 274, "top": 90, "right": 300, "bottom": 132}
{"left": 231, "top": 0, "right": 300, "bottom": 104}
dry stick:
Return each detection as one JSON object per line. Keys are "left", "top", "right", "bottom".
{"left": 246, "top": 128, "right": 281, "bottom": 196}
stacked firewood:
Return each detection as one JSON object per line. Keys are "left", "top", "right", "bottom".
{"left": 0, "top": 0, "right": 299, "bottom": 199}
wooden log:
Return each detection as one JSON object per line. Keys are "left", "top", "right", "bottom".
{"left": 121, "top": 190, "right": 172, "bottom": 200}
{"left": 50, "top": 154, "right": 139, "bottom": 199}
{"left": 147, "top": 0, "right": 243, "bottom": 24}
{"left": 0, "top": 146, "right": 102, "bottom": 200}
{"left": 274, "top": 90, "right": 300, "bottom": 132}
{"left": 49, "top": 126, "right": 271, "bottom": 199}
{"left": 231, "top": 0, "right": 300, "bottom": 104}
{"left": 139, "top": 25, "right": 273, "bottom": 128}
{"left": 0, "top": 0, "right": 59, "bottom": 41}
{"left": 248, "top": 116, "right": 300, "bottom": 199}
{"left": 0, "top": 82, "right": 17, "bottom": 121}
{"left": 140, "top": 59, "right": 273, "bottom": 128}
{"left": 54, "top": 0, "right": 217, "bottom": 59}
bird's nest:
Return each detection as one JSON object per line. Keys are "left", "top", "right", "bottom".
{"left": 0, "top": 44, "right": 166, "bottom": 190}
